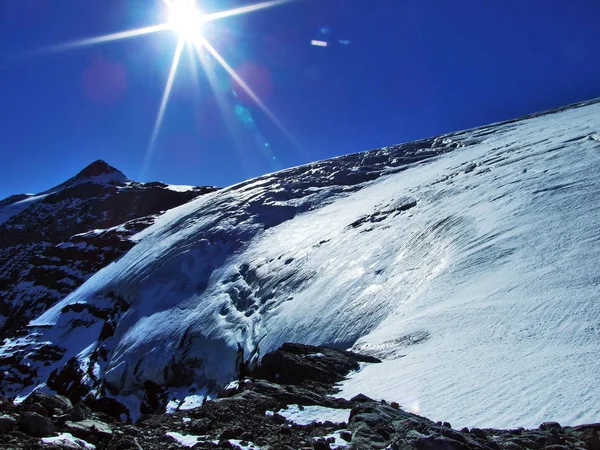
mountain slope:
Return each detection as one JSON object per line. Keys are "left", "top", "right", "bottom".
{"left": 0, "top": 160, "right": 217, "bottom": 339}
{"left": 2, "top": 100, "right": 600, "bottom": 429}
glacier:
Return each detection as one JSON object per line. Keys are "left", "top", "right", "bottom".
{"left": 6, "top": 99, "right": 600, "bottom": 428}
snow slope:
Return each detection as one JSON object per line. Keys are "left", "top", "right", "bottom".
{"left": 7, "top": 100, "right": 600, "bottom": 428}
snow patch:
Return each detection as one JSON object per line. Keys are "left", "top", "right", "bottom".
{"left": 165, "top": 431, "right": 200, "bottom": 447}
{"left": 266, "top": 404, "right": 351, "bottom": 425}
{"left": 165, "top": 184, "right": 197, "bottom": 192}
{"left": 313, "top": 430, "right": 349, "bottom": 449}
{"left": 41, "top": 432, "right": 96, "bottom": 449}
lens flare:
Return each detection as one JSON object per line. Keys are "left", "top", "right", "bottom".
{"left": 195, "top": 36, "right": 301, "bottom": 148}
{"left": 144, "top": 38, "right": 185, "bottom": 172}
{"left": 20, "top": 0, "right": 301, "bottom": 174}
{"left": 203, "top": 0, "right": 291, "bottom": 21}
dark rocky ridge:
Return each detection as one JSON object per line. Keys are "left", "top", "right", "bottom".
{"left": 0, "top": 160, "right": 218, "bottom": 395}
{"left": 1, "top": 343, "right": 598, "bottom": 449}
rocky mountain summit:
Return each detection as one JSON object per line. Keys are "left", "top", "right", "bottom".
{"left": 0, "top": 159, "right": 217, "bottom": 352}
{"left": 1, "top": 343, "right": 599, "bottom": 449}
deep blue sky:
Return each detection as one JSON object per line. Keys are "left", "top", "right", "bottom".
{"left": 1, "top": 0, "right": 599, "bottom": 199}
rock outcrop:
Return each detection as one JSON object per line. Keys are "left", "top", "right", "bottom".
{"left": 1, "top": 343, "right": 599, "bottom": 449}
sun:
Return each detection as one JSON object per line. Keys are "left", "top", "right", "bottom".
{"left": 32, "top": 0, "right": 298, "bottom": 174}
{"left": 167, "top": 0, "right": 204, "bottom": 40}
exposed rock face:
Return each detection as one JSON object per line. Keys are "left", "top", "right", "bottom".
{"left": 1, "top": 343, "right": 599, "bottom": 449}
{"left": 0, "top": 160, "right": 218, "bottom": 398}
{"left": 250, "top": 343, "right": 380, "bottom": 387}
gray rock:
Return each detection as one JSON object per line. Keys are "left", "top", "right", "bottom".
{"left": 27, "top": 402, "right": 48, "bottom": 417}
{"left": 540, "top": 422, "right": 562, "bottom": 431}
{"left": 469, "top": 428, "right": 487, "bottom": 439}
{"left": 0, "top": 415, "right": 17, "bottom": 435}
{"left": 67, "top": 404, "right": 90, "bottom": 422}
{"left": 340, "top": 430, "right": 352, "bottom": 442}
{"left": 64, "top": 419, "right": 113, "bottom": 443}
{"left": 574, "top": 428, "right": 600, "bottom": 450}
{"left": 313, "top": 438, "right": 331, "bottom": 450}
{"left": 26, "top": 392, "right": 73, "bottom": 413}
{"left": 17, "top": 411, "right": 55, "bottom": 437}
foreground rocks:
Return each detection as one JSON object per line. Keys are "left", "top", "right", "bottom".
{"left": 1, "top": 343, "right": 599, "bottom": 449}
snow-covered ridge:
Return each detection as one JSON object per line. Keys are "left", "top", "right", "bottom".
{"left": 3, "top": 99, "right": 600, "bottom": 429}
{"left": 0, "top": 160, "right": 218, "bottom": 372}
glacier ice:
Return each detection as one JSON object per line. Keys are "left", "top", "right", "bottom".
{"left": 8, "top": 99, "right": 600, "bottom": 428}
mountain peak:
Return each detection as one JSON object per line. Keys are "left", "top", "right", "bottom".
{"left": 74, "top": 159, "right": 128, "bottom": 182}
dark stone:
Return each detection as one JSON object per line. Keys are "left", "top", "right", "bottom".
{"left": 190, "top": 418, "right": 212, "bottom": 434}
{"left": 25, "top": 392, "right": 72, "bottom": 413}
{"left": 313, "top": 438, "right": 331, "bottom": 450}
{"left": 64, "top": 419, "right": 113, "bottom": 443}
{"left": 219, "top": 426, "right": 244, "bottom": 440}
{"left": 416, "top": 435, "right": 467, "bottom": 450}
{"left": 0, "top": 415, "right": 17, "bottom": 435}
{"left": 255, "top": 437, "right": 268, "bottom": 446}
{"left": 470, "top": 427, "right": 487, "bottom": 439}
{"left": 272, "top": 413, "right": 287, "bottom": 424}
{"left": 68, "top": 404, "right": 90, "bottom": 422}
{"left": 540, "top": 422, "right": 562, "bottom": 431}
{"left": 17, "top": 411, "right": 55, "bottom": 437}
{"left": 351, "top": 394, "right": 374, "bottom": 403}
{"left": 54, "top": 414, "right": 71, "bottom": 425}
{"left": 240, "top": 431, "right": 254, "bottom": 441}
{"left": 250, "top": 343, "right": 380, "bottom": 387}
{"left": 340, "top": 430, "right": 352, "bottom": 442}
{"left": 503, "top": 441, "right": 523, "bottom": 450}
{"left": 85, "top": 396, "right": 129, "bottom": 422}
{"left": 27, "top": 402, "right": 48, "bottom": 417}
{"left": 576, "top": 428, "right": 600, "bottom": 450}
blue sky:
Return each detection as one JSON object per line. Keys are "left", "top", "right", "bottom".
{"left": 0, "top": 0, "right": 599, "bottom": 199}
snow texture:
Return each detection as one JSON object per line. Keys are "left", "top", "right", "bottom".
{"left": 266, "top": 405, "right": 351, "bottom": 425}
{"left": 165, "top": 431, "right": 200, "bottom": 447}
{"left": 8, "top": 99, "right": 600, "bottom": 429}
{"left": 41, "top": 432, "right": 96, "bottom": 449}
{"left": 165, "top": 184, "right": 198, "bottom": 192}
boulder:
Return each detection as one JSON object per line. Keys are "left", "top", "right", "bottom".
{"left": 540, "top": 422, "right": 562, "bottom": 431}
{"left": 220, "top": 426, "right": 244, "bottom": 439}
{"left": 17, "top": 411, "right": 55, "bottom": 437}
{"left": 0, "top": 415, "right": 17, "bottom": 435}
{"left": 469, "top": 428, "right": 487, "bottom": 439}
{"left": 85, "top": 396, "right": 129, "bottom": 422}
{"left": 27, "top": 402, "right": 49, "bottom": 417}
{"left": 67, "top": 404, "right": 91, "bottom": 422}
{"left": 25, "top": 392, "right": 72, "bottom": 413}
{"left": 313, "top": 438, "right": 331, "bottom": 449}
{"left": 64, "top": 419, "right": 113, "bottom": 443}
{"left": 251, "top": 343, "right": 380, "bottom": 387}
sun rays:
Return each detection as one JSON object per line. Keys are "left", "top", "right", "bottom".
{"left": 32, "top": 0, "right": 297, "bottom": 174}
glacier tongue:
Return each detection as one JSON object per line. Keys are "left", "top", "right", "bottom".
{"left": 17, "top": 100, "right": 600, "bottom": 427}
